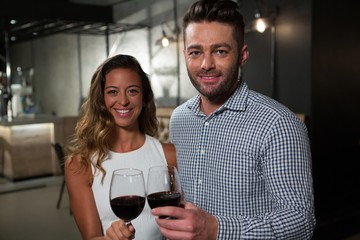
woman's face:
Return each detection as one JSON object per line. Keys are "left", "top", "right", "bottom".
{"left": 104, "top": 68, "right": 143, "bottom": 131}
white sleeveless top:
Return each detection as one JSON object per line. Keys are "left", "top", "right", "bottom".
{"left": 91, "top": 135, "right": 167, "bottom": 240}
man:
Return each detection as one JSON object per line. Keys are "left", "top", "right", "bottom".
{"left": 151, "top": 0, "right": 316, "bottom": 239}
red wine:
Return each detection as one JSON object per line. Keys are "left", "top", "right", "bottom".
{"left": 110, "top": 195, "right": 145, "bottom": 222}
{"left": 147, "top": 191, "right": 181, "bottom": 209}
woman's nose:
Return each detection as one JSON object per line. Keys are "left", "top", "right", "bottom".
{"left": 118, "top": 93, "right": 130, "bottom": 106}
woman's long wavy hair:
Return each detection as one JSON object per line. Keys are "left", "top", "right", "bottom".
{"left": 68, "top": 54, "right": 158, "bottom": 181}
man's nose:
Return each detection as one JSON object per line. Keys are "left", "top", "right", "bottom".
{"left": 201, "top": 53, "right": 215, "bottom": 70}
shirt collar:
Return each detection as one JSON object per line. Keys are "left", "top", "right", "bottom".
{"left": 186, "top": 81, "right": 249, "bottom": 114}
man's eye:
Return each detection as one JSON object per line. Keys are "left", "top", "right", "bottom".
{"left": 216, "top": 50, "right": 227, "bottom": 55}
{"left": 189, "top": 51, "right": 200, "bottom": 57}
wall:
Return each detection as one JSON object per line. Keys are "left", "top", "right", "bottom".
{"left": 242, "top": 0, "right": 311, "bottom": 114}
{"left": 8, "top": 0, "right": 311, "bottom": 117}
{"left": 311, "top": 0, "right": 360, "bottom": 238}
{"left": 8, "top": 0, "right": 198, "bottom": 117}
{"left": 9, "top": 29, "right": 152, "bottom": 117}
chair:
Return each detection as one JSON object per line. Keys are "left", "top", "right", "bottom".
{"left": 51, "top": 143, "right": 68, "bottom": 212}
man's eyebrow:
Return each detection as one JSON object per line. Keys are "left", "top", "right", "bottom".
{"left": 186, "top": 44, "right": 202, "bottom": 50}
{"left": 211, "top": 43, "right": 232, "bottom": 50}
{"left": 186, "top": 43, "right": 232, "bottom": 51}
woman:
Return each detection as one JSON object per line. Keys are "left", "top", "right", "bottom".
{"left": 65, "top": 54, "right": 176, "bottom": 240}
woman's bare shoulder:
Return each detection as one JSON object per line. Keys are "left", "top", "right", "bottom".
{"left": 65, "top": 154, "right": 92, "bottom": 185}
{"left": 65, "top": 154, "right": 82, "bottom": 171}
{"left": 161, "top": 142, "right": 177, "bottom": 167}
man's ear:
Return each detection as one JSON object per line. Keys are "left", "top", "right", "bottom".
{"left": 240, "top": 44, "right": 249, "bottom": 66}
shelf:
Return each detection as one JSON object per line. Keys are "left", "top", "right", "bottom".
{"left": 6, "top": 19, "right": 148, "bottom": 43}
{"left": 0, "top": 0, "right": 147, "bottom": 44}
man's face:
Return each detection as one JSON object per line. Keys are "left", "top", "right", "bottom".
{"left": 183, "top": 21, "right": 247, "bottom": 103}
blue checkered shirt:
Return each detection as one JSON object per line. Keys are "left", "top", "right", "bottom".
{"left": 169, "top": 82, "right": 315, "bottom": 239}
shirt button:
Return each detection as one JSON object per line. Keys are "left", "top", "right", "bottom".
{"left": 204, "top": 122, "right": 209, "bottom": 126}
{"left": 198, "top": 179, "right": 203, "bottom": 185}
{"left": 200, "top": 149, "right": 205, "bottom": 155}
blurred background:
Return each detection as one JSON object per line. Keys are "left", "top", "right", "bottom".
{"left": 0, "top": 0, "right": 359, "bottom": 239}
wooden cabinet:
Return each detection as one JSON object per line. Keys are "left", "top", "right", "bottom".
{"left": 0, "top": 116, "right": 78, "bottom": 181}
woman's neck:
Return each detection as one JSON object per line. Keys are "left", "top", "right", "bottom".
{"left": 110, "top": 130, "right": 145, "bottom": 153}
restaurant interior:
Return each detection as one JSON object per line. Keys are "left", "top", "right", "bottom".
{"left": 0, "top": 0, "right": 359, "bottom": 239}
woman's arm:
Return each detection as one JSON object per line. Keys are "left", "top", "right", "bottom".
{"left": 65, "top": 155, "right": 103, "bottom": 240}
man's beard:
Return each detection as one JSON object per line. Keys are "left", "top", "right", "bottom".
{"left": 187, "top": 64, "right": 242, "bottom": 102}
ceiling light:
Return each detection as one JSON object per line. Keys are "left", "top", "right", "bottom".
{"left": 245, "top": 8, "right": 275, "bottom": 34}
{"left": 155, "top": 23, "right": 176, "bottom": 48}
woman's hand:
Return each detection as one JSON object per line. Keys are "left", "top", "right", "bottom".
{"left": 104, "top": 220, "right": 136, "bottom": 240}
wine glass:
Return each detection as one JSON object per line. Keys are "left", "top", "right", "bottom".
{"left": 147, "top": 165, "right": 182, "bottom": 210}
{"left": 109, "top": 168, "right": 146, "bottom": 225}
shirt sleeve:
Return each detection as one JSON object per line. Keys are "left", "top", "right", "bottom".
{"left": 215, "top": 115, "right": 316, "bottom": 239}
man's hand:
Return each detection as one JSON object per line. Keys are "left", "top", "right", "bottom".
{"left": 151, "top": 202, "right": 218, "bottom": 240}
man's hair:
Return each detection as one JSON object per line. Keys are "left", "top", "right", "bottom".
{"left": 183, "top": 0, "right": 245, "bottom": 49}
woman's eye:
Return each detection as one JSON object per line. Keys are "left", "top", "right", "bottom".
{"left": 127, "top": 88, "right": 140, "bottom": 96}
{"left": 106, "top": 89, "right": 117, "bottom": 95}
